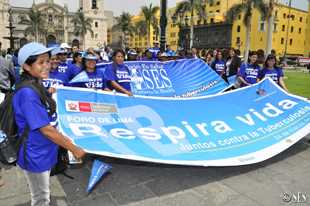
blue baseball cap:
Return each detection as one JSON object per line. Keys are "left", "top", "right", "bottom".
{"left": 18, "top": 42, "right": 54, "bottom": 66}
{"left": 51, "top": 47, "right": 62, "bottom": 56}
{"left": 83, "top": 53, "right": 98, "bottom": 60}
{"left": 128, "top": 49, "right": 137, "bottom": 55}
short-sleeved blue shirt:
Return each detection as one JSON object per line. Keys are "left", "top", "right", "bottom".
{"left": 238, "top": 63, "right": 261, "bottom": 86}
{"left": 58, "top": 62, "right": 80, "bottom": 81}
{"left": 105, "top": 63, "right": 131, "bottom": 91}
{"left": 43, "top": 68, "right": 70, "bottom": 88}
{"left": 68, "top": 63, "right": 82, "bottom": 79}
{"left": 258, "top": 67, "right": 284, "bottom": 84}
{"left": 212, "top": 60, "right": 226, "bottom": 75}
{"left": 73, "top": 69, "right": 108, "bottom": 90}
{"left": 13, "top": 87, "right": 58, "bottom": 173}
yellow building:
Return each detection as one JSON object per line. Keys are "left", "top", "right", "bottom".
{"left": 167, "top": 7, "right": 179, "bottom": 51}
{"left": 231, "top": 2, "right": 308, "bottom": 57}
{"left": 128, "top": 11, "right": 160, "bottom": 51}
{"left": 129, "top": 0, "right": 308, "bottom": 57}
{"left": 305, "top": 3, "right": 310, "bottom": 57}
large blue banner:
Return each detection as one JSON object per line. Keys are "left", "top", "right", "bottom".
{"left": 56, "top": 78, "right": 310, "bottom": 166}
{"left": 79, "top": 59, "right": 228, "bottom": 97}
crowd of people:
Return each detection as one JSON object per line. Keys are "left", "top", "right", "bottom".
{"left": 0, "top": 40, "right": 292, "bottom": 206}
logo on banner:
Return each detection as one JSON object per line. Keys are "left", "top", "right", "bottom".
{"left": 65, "top": 100, "right": 117, "bottom": 114}
{"left": 129, "top": 64, "right": 174, "bottom": 93}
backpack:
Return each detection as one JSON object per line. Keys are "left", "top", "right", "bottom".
{"left": 0, "top": 81, "right": 44, "bottom": 165}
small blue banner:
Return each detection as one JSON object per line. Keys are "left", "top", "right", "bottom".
{"left": 87, "top": 159, "right": 112, "bottom": 193}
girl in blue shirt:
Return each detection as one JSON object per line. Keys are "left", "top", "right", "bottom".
{"left": 258, "top": 54, "right": 288, "bottom": 92}
{"left": 211, "top": 50, "right": 226, "bottom": 78}
{"left": 68, "top": 51, "right": 83, "bottom": 74}
{"left": 13, "top": 42, "right": 85, "bottom": 206}
{"left": 105, "top": 49, "right": 133, "bottom": 96}
{"left": 76, "top": 53, "right": 110, "bottom": 90}
{"left": 238, "top": 51, "right": 261, "bottom": 87}
{"left": 43, "top": 49, "right": 70, "bottom": 93}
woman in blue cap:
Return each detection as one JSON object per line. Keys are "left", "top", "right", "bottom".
{"left": 105, "top": 49, "right": 132, "bottom": 96}
{"left": 42, "top": 48, "right": 71, "bottom": 93}
{"left": 13, "top": 42, "right": 86, "bottom": 206}
{"left": 74, "top": 53, "right": 110, "bottom": 90}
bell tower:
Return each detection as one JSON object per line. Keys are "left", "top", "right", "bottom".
{"left": 79, "top": 0, "right": 107, "bottom": 49}
{"left": 0, "top": 0, "right": 10, "bottom": 49}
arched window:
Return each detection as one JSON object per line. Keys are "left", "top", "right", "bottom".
{"left": 92, "top": 0, "right": 97, "bottom": 9}
{"left": 48, "top": 15, "right": 53, "bottom": 22}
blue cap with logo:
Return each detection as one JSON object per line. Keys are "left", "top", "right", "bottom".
{"left": 128, "top": 49, "right": 137, "bottom": 55}
{"left": 83, "top": 53, "right": 98, "bottom": 60}
{"left": 18, "top": 42, "right": 54, "bottom": 66}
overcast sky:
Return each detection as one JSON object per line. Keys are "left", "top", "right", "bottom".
{"left": 10, "top": 0, "right": 309, "bottom": 16}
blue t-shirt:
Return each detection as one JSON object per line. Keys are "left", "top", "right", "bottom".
{"left": 238, "top": 63, "right": 261, "bottom": 86}
{"left": 58, "top": 62, "right": 80, "bottom": 81}
{"left": 74, "top": 69, "right": 108, "bottom": 90}
{"left": 105, "top": 63, "right": 131, "bottom": 91}
{"left": 13, "top": 87, "right": 58, "bottom": 173}
{"left": 43, "top": 68, "right": 70, "bottom": 88}
{"left": 211, "top": 60, "right": 226, "bottom": 75}
{"left": 68, "top": 63, "right": 82, "bottom": 79}
{"left": 258, "top": 67, "right": 284, "bottom": 84}
{"left": 149, "top": 47, "right": 160, "bottom": 60}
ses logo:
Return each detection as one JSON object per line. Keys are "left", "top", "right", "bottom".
{"left": 129, "top": 64, "right": 174, "bottom": 92}
{"left": 65, "top": 100, "right": 117, "bottom": 114}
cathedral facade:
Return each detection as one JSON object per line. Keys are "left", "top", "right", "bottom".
{"left": 0, "top": 0, "right": 107, "bottom": 50}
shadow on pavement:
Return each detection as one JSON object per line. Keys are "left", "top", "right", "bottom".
{"left": 56, "top": 139, "right": 309, "bottom": 206}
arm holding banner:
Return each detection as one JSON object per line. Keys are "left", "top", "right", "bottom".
{"left": 279, "top": 77, "right": 288, "bottom": 92}
{"left": 40, "top": 125, "right": 86, "bottom": 159}
{"left": 110, "top": 81, "right": 133, "bottom": 96}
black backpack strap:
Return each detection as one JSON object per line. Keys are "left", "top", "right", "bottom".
{"left": 13, "top": 81, "right": 47, "bottom": 168}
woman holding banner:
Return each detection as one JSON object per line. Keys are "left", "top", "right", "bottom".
{"left": 237, "top": 51, "right": 261, "bottom": 87}
{"left": 211, "top": 50, "right": 226, "bottom": 79}
{"left": 13, "top": 42, "right": 86, "bottom": 206}
{"left": 258, "top": 54, "right": 288, "bottom": 92}
{"left": 42, "top": 48, "right": 71, "bottom": 93}
{"left": 74, "top": 53, "right": 110, "bottom": 91}
{"left": 105, "top": 49, "right": 133, "bottom": 96}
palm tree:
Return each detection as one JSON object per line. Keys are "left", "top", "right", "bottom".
{"left": 173, "top": 0, "right": 212, "bottom": 49}
{"left": 140, "top": 4, "right": 160, "bottom": 48}
{"left": 226, "top": 0, "right": 267, "bottom": 62}
{"left": 71, "top": 9, "right": 94, "bottom": 50}
{"left": 265, "top": 0, "right": 275, "bottom": 56}
{"left": 114, "top": 12, "right": 135, "bottom": 50}
{"left": 21, "top": 7, "right": 45, "bottom": 42}
{"left": 135, "top": 21, "right": 147, "bottom": 38}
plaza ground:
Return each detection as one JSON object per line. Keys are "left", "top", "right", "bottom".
{"left": 1, "top": 135, "right": 310, "bottom": 206}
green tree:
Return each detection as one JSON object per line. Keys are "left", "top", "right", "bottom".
{"left": 21, "top": 7, "right": 45, "bottom": 42}
{"left": 71, "top": 9, "right": 94, "bottom": 49}
{"left": 114, "top": 12, "right": 135, "bottom": 49}
{"left": 226, "top": 0, "right": 267, "bottom": 61}
{"left": 139, "top": 3, "right": 160, "bottom": 48}
{"left": 173, "top": 0, "right": 213, "bottom": 49}
{"left": 135, "top": 21, "right": 147, "bottom": 38}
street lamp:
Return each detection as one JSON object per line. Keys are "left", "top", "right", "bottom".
{"left": 283, "top": 0, "right": 292, "bottom": 61}
{"left": 160, "top": 0, "right": 168, "bottom": 51}
{"left": 3, "top": 8, "right": 19, "bottom": 50}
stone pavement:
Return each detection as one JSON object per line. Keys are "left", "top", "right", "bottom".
{"left": 1, "top": 136, "right": 310, "bottom": 206}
